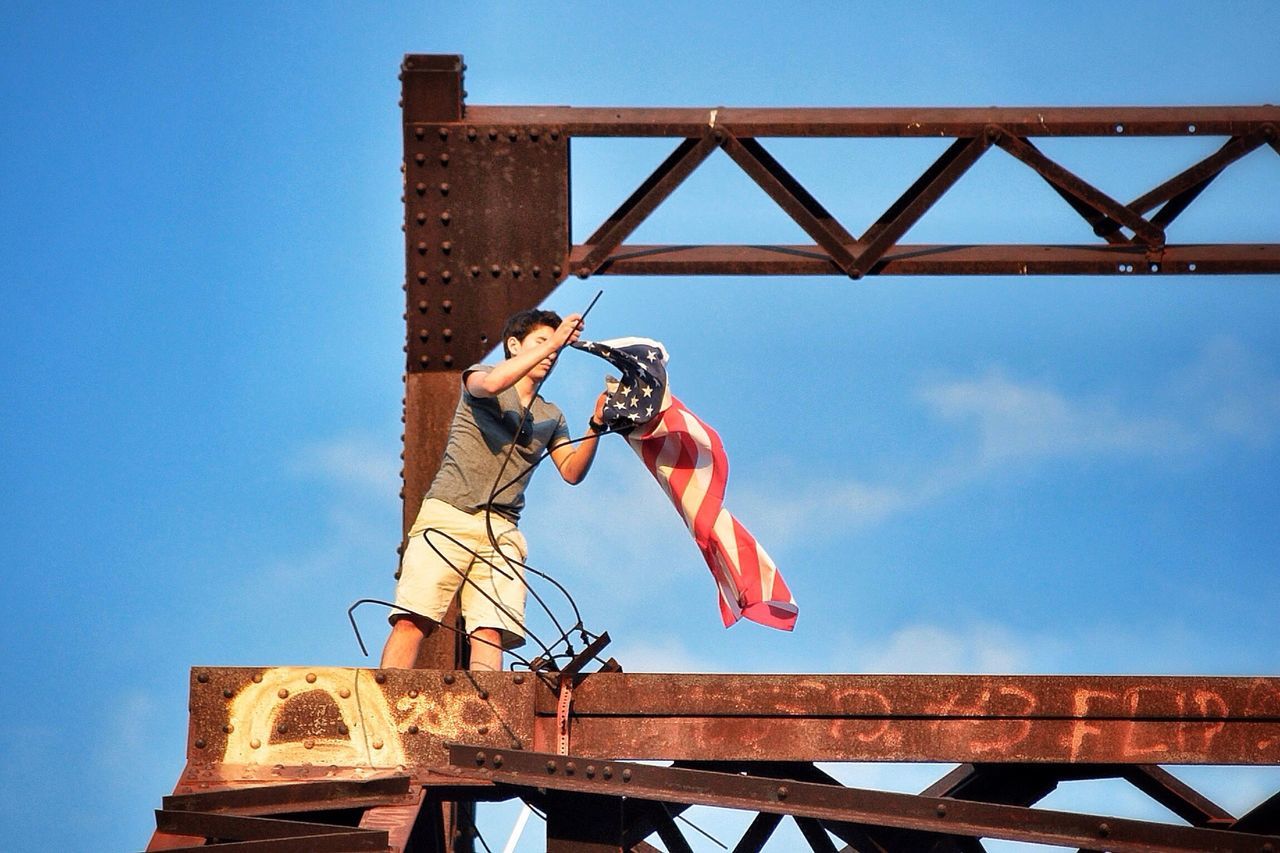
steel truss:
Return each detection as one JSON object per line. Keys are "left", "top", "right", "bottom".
{"left": 144, "top": 56, "right": 1280, "bottom": 852}
{"left": 144, "top": 668, "right": 1280, "bottom": 852}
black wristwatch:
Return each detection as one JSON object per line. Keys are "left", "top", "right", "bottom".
{"left": 587, "top": 418, "right": 608, "bottom": 434}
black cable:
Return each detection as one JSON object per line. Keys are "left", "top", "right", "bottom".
{"left": 346, "top": 598, "right": 539, "bottom": 672}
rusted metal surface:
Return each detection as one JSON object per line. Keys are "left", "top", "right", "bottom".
{"left": 403, "top": 55, "right": 1279, "bottom": 293}
{"left": 177, "top": 667, "right": 534, "bottom": 790}
{"left": 452, "top": 745, "right": 1280, "bottom": 853}
{"left": 402, "top": 55, "right": 567, "bottom": 376}
{"left": 450, "top": 104, "right": 1280, "bottom": 137}
{"left": 567, "top": 242, "right": 1280, "bottom": 276}
{"left": 533, "top": 673, "right": 1280, "bottom": 764}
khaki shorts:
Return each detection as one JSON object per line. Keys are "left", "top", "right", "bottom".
{"left": 391, "top": 498, "right": 529, "bottom": 650}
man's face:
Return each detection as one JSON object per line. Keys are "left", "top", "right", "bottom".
{"left": 509, "top": 324, "right": 557, "bottom": 379}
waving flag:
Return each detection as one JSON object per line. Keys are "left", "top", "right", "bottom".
{"left": 573, "top": 338, "right": 798, "bottom": 631}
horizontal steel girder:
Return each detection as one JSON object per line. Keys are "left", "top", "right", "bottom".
{"left": 449, "top": 745, "right": 1280, "bottom": 853}
{"left": 452, "top": 104, "right": 1280, "bottom": 138}
{"left": 176, "top": 669, "right": 1280, "bottom": 782}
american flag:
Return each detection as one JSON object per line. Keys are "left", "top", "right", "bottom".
{"left": 573, "top": 338, "right": 798, "bottom": 631}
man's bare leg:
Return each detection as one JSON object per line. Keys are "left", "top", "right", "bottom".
{"left": 469, "top": 628, "right": 503, "bottom": 672}
{"left": 380, "top": 616, "right": 434, "bottom": 668}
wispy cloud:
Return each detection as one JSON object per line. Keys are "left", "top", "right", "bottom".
{"left": 289, "top": 433, "right": 400, "bottom": 494}
{"left": 736, "top": 337, "right": 1280, "bottom": 545}
{"left": 843, "top": 621, "right": 1038, "bottom": 674}
{"left": 918, "top": 371, "right": 1189, "bottom": 463}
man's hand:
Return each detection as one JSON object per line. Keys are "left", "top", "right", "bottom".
{"left": 553, "top": 313, "right": 584, "bottom": 348}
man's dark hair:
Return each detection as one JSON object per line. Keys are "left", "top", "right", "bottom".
{"left": 501, "top": 309, "right": 563, "bottom": 357}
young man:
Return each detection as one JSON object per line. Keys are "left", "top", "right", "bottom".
{"left": 381, "top": 308, "right": 606, "bottom": 671}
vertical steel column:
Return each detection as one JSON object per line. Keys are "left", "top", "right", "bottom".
{"left": 401, "top": 55, "right": 468, "bottom": 671}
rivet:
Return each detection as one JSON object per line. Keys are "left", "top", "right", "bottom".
{"left": 507, "top": 129, "right": 517, "bottom": 141}
{"left": 439, "top": 182, "right": 449, "bottom": 195}
{"left": 469, "top": 265, "right": 480, "bottom": 277}
{"left": 478, "top": 689, "right": 489, "bottom": 700}
{"left": 621, "top": 768, "right": 632, "bottom": 781}
{"left": 223, "top": 724, "right": 234, "bottom": 734}
{"left": 408, "top": 689, "right": 419, "bottom": 698}
{"left": 442, "top": 328, "right": 453, "bottom": 341}
{"left": 603, "top": 765, "right": 612, "bottom": 779}
{"left": 565, "top": 761, "right": 576, "bottom": 775}
{"left": 439, "top": 153, "right": 450, "bottom": 165}
{"left": 442, "top": 300, "right": 453, "bottom": 312}
{"left": 250, "top": 738, "right": 261, "bottom": 749}
{"left": 414, "top": 153, "right": 426, "bottom": 165}
{"left": 1262, "top": 843, "right": 1274, "bottom": 853}
{"left": 490, "top": 264, "right": 502, "bottom": 276}
{"left": 530, "top": 128, "right": 540, "bottom": 140}
{"left": 513, "top": 674, "right": 525, "bottom": 685}
{"left": 441, "top": 241, "right": 452, "bottom": 253}
{"left": 493, "top": 753, "right": 504, "bottom": 767}
{"left": 417, "top": 300, "right": 429, "bottom": 312}
{"left": 1098, "top": 823, "right": 1110, "bottom": 838}
{"left": 467, "top": 128, "right": 477, "bottom": 141}
{"left": 304, "top": 738, "right": 315, "bottom": 749}
{"left": 407, "top": 724, "right": 419, "bottom": 735}
{"left": 414, "top": 182, "right": 426, "bottom": 195}
{"left": 277, "top": 723, "right": 288, "bottom": 734}
{"left": 438, "top": 127, "right": 449, "bottom": 139}
{"left": 252, "top": 674, "right": 263, "bottom": 683}
{"left": 511, "top": 264, "right": 522, "bottom": 277}
{"left": 416, "top": 241, "right": 428, "bottom": 254}
{"left": 440, "top": 211, "right": 451, "bottom": 224}
{"left": 195, "top": 739, "right": 206, "bottom": 749}
{"left": 443, "top": 354, "right": 454, "bottom": 367}
{"left": 552, "top": 265, "right": 562, "bottom": 277}
{"left": 278, "top": 688, "right": 289, "bottom": 699}
{"left": 776, "top": 785, "right": 788, "bottom": 799}
{"left": 585, "top": 764, "right": 595, "bottom": 777}
{"left": 550, "top": 129, "right": 560, "bottom": 141}
{"left": 372, "top": 739, "right": 383, "bottom": 750}
{"left": 443, "top": 673, "right": 455, "bottom": 684}
{"left": 576, "top": 267, "right": 590, "bottom": 279}
{"left": 413, "top": 126, "right": 425, "bottom": 140}
{"left": 477, "top": 725, "right": 489, "bottom": 735}
{"left": 936, "top": 803, "right": 947, "bottom": 817}
{"left": 546, "top": 760, "right": 557, "bottom": 773}
{"left": 418, "top": 329, "right": 429, "bottom": 342}
{"left": 375, "top": 672, "right": 387, "bottom": 684}
{"left": 531, "top": 265, "right": 541, "bottom": 277}
{"left": 475, "top": 751, "right": 487, "bottom": 765}
{"left": 488, "top": 128, "right": 498, "bottom": 140}
{"left": 419, "top": 355, "right": 429, "bottom": 366}
{"left": 196, "top": 672, "right": 209, "bottom": 683}
{"left": 441, "top": 269, "right": 452, "bottom": 282}
{"left": 337, "top": 722, "right": 349, "bottom": 735}
{"left": 417, "top": 270, "right": 428, "bottom": 282}
{"left": 223, "top": 688, "right": 234, "bottom": 699}
{"left": 416, "top": 212, "right": 427, "bottom": 224}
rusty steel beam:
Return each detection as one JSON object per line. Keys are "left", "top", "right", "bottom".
{"left": 175, "top": 669, "right": 1280, "bottom": 775}
{"left": 451, "top": 746, "right": 1280, "bottom": 853}
{"left": 569, "top": 242, "right": 1280, "bottom": 276}
{"left": 448, "top": 103, "right": 1280, "bottom": 138}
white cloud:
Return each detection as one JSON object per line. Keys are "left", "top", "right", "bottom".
{"left": 918, "top": 371, "right": 1188, "bottom": 464}
{"left": 849, "top": 622, "right": 1035, "bottom": 674}
{"left": 733, "top": 338, "right": 1280, "bottom": 545}
{"left": 289, "top": 433, "right": 399, "bottom": 494}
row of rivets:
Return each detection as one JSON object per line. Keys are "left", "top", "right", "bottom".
{"left": 412, "top": 126, "right": 563, "bottom": 143}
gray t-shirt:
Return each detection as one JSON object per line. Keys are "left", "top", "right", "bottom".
{"left": 425, "top": 364, "right": 570, "bottom": 523}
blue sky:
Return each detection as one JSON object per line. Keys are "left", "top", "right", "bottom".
{"left": 2, "top": 2, "right": 1278, "bottom": 850}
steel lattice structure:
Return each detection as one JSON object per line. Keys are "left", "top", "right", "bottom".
{"left": 143, "top": 55, "right": 1280, "bottom": 852}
